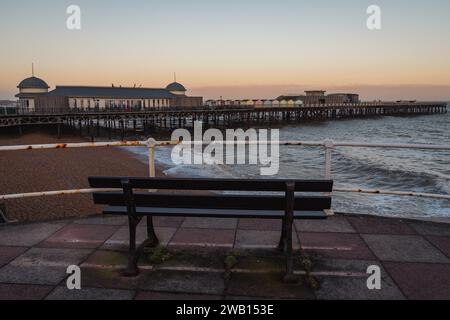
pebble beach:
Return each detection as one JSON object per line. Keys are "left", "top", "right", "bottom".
{"left": 0, "top": 128, "right": 164, "bottom": 222}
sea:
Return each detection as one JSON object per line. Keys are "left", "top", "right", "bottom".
{"left": 126, "top": 103, "right": 450, "bottom": 219}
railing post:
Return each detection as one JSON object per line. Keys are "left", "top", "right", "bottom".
{"left": 144, "top": 138, "right": 157, "bottom": 177}
{"left": 324, "top": 139, "right": 334, "bottom": 179}
{"left": 146, "top": 138, "right": 157, "bottom": 189}
{"left": 323, "top": 139, "right": 335, "bottom": 216}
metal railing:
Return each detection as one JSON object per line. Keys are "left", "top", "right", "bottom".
{"left": 1, "top": 101, "right": 447, "bottom": 116}
{"left": 0, "top": 139, "right": 449, "bottom": 202}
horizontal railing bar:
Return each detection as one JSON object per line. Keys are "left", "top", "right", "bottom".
{"left": 331, "top": 142, "right": 450, "bottom": 150}
{"left": 1, "top": 187, "right": 449, "bottom": 201}
{"left": 1, "top": 140, "right": 450, "bottom": 151}
{"left": 0, "top": 140, "right": 179, "bottom": 152}
{"left": 334, "top": 188, "right": 450, "bottom": 200}
{"left": 171, "top": 140, "right": 450, "bottom": 151}
{"left": 0, "top": 188, "right": 120, "bottom": 201}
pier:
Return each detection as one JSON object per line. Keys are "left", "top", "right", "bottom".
{"left": 0, "top": 102, "right": 447, "bottom": 138}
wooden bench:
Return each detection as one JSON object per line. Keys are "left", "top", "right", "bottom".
{"left": 89, "top": 177, "right": 333, "bottom": 281}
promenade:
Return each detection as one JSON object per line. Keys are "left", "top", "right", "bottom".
{"left": 0, "top": 213, "right": 449, "bottom": 300}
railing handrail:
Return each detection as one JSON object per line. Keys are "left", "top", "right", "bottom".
{"left": 1, "top": 139, "right": 450, "bottom": 152}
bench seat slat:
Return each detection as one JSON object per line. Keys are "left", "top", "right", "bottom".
{"left": 89, "top": 177, "right": 333, "bottom": 193}
{"left": 93, "top": 192, "right": 331, "bottom": 211}
{"left": 103, "top": 206, "right": 328, "bottom": 220}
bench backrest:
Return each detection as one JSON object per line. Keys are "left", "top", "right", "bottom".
{"left": 89, "top": 177, "right": 333, "bottom": 211}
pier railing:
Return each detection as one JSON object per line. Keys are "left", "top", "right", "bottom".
{"left": 1, "top": 102, "right": 447, "bottom": 117}
{"left": 1, "top": 139, "right": 449, "bottom": 210}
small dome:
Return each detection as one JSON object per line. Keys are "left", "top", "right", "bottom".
{"left": 17, "top": 76, "right": 50, "bottom": 89}
{"left": 166, "top": 82, "right": 186, "bottom": 92}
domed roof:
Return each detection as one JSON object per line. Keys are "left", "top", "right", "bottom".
{"left": 17, "top": 76, "right": 50, "bottom": 89}
{"left": 166, "top": 82, "right": 186, "bottom": 92}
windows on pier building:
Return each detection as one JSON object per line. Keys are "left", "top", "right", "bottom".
{"left": 15, "top": 75, "right": 203, "bottom": 113}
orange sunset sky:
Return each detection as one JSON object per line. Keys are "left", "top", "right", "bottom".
{"left": 1, "top": 0, "right": 449, "bottom": 101}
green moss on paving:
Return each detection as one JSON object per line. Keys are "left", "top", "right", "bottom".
{"left": 299, "top": 255, "right": 320, "bottom": 290}
{"left": 88, "top": 251, "right": 128, "bottom": 267}
{"left": 224, "top": 255, "right": 237, "bottom": 270}
{"left": 143, "top": 246, "right": 173, "bottom": 265}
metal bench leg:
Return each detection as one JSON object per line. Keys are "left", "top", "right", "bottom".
{"left": 121, "top": 179, "right": 140, "bottom": 277}
{"left": 278, "top": 217, "right": 287, "bottom": 252}
{"left": 122, "top": 216, "right": 140, "bottom": 277}
{"left": 146, "top": 216, "right": 160, "bottom": 247}
{"left": 283, "top": 218, "right": 296, "bottom": 283}
{"left": 283, "top": 182, "right": 298, "bottom": 283}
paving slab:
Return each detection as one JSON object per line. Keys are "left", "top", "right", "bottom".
{"left": 160, "top": 248, "right": 226, "bottom": 270}
{"left": 238, "top": 219, "right": 283, "bottom": 231}
{"left": 295, "top": 216, "right": 355, "bottom": 233}
{"left": 234, "top": 255, "right": 286, "bottom": 273}
{"left": 83, "top": 249, "right": 169, "bottom": 269}
{"left": 182, "top": 217, "right": 238, "bottom": 229}
{"left": 347, "top": 216, "right": 416, "bottom": 235}
{"left": 101, "top": 226, "right": 177, "bottom": 251}
{"left": 45, "top": 286, "right": 135, "bottom": 300}
{"left": 407, "top": 220, "right": 450, "bottom": 236}
{"left": 0, "top": 283, "right": 53, "bottom": 300}
{"left": 82, "top": 250, "right": 129, "bottom": 268}
{"left": 311, "top": 258, "right": 382, "bottom": 275}
{"left": 80, "top": 266, "right": 149, "bottom": 290}
{"left": 170, "top": 228, "right": 235, "bottom": 248}
{"left": 135, "top": 291, "right": 222, "bottom": 300}
{"left": 383, "top": 262, "right": 450, "bottom": 300}
{"left": 0, "top": 246, "right": 28, "bottom": 267}
{"left": 38, "top": 224, "right": 120, "bottom": 249}
{"left": 310, "top": 258, "right": 405, "bottom": 299}
{"left": 235, "top": 230, "right": 300, "bottom": 249}
{"left": 137, "top": 217, "right": 185, "bottom": 228}
{"left": 315, "top": 275, "right": 405, "bottom": 300}
{"left": 0, "top": 222, "right": 67, "bottom": 247}
{"left": 426, "top": 236, "right": 450, "bottom": 258}
{"left": 140, "top": 270, "right": 225, "bottom": 295}
{"left": 153, "top": 216, "right": 185, "bottom": 228}
{"left": 226, "top": 272, "right": 315, "bottom": 299}
{"left": 0, "top": 247, "right": 92, "bottom": 285}
{"left": 74, "top": 215, "right": 128, "bottom": 226}
{"left": 362, "top": 235, "right": 450, "bottom": 263}
{"left": 299, "top": 233, "right": 375, "bottom": 260}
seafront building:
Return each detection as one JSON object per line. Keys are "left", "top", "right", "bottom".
{"left": 204, "top": 90, "right": 360, "bottom": 108}
{"left": 14, "top": 72, "right": 360, "bottom": 113}
{"left": 277, "top": 90, "right": 360, "bottom": 106}
{"left": 15, "top": 75, "right": 203, "bottom": 113}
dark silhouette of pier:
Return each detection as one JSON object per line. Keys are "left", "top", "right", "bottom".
{"left": 0, "top": 102, "right": 447, "bottom": 139}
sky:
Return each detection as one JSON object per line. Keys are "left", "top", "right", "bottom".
{"left": 1, "top": 0, "right": 449, "bottom": 100}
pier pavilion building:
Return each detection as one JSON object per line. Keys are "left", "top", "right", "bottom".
{"left": 277, "top": 90, "right": 360, "bottom": 105}
{"left": 16, "top": 75, "right": 203, "bottom": 113}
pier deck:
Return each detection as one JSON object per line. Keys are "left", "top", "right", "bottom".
{"left": 0, "top": 213, "right": 449, "bottom": 300}
{"left": 0, "top": 102, "right": 447, "bottom": 138}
